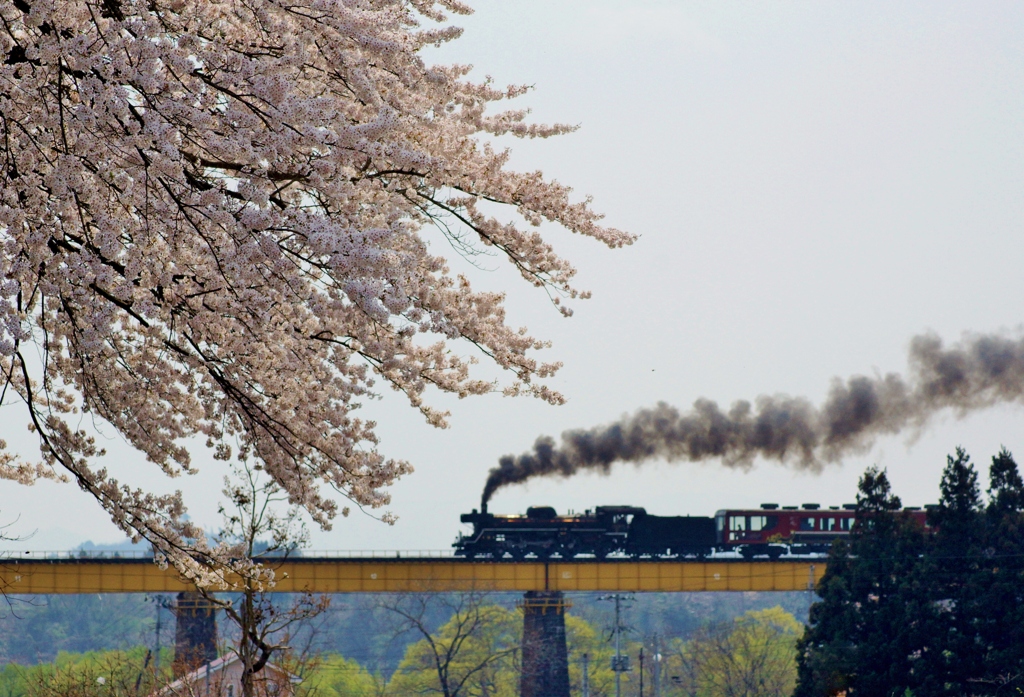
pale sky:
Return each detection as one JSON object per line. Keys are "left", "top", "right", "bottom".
{"left": 3, "top": 1, "right": 1024, "bottom": 551}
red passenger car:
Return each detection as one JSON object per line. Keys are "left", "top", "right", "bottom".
{"left": 715, "top": 503, "right": 931, "bottom": 558}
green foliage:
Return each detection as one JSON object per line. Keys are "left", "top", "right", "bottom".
{"left": 299, "top": 655, "right": 380, "bottom": 697}
{"left": 796, "top": 449, "right": 1024, "bottom": 696}
{"left": 0, "top": 664, "right": 28, "bottom": 697}
{"left": 662, "top": 607, "right": 800, "bottom": 697}
{"left": 566, "top": 613, "right": 642, "bottom": 697}
{"left": 387, "top": 603, "right": 520, "bottom": 697}
{"left": 0, "top": 590, "right": 810, "bottom": 678}
{"left": 0, "top": 646, "right": 171, "bottom": 697}
{"left": 2, "top": 599, "right": 804, "bottom": 697}
{"left": 0, "top": 595, "right": 155, "bottom": 665}
{"left": 385, "top": 603, "right": 654, "bottom": 697}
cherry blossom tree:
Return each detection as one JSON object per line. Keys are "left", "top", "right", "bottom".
{"left": 0, "top": 0, "right": 630, "bottom": 582}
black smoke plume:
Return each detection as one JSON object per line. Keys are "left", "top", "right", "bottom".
{"left": 482, "top": 332, "right": 1024, "bottom": 506}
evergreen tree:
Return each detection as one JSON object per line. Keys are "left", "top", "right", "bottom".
{"left": 987, "top": 447, "right": 1024, "bottom": 518}
{"left": 856, "top": 466, "right": 903, "bottom": 516}
{"left": 974, "top": 448, "right": 1024, "bottom": 693}
{"left": 907, "top": 448, "right": 984, "bottom": 695}
{"left": 796, "top": 467, "right": 925, "bottom": 697}
{"left": 931, "top": 447, "right": 984, "bottom": 535}
{"left": 797, "top": 450, "right": 1024, "bottom": 696}
{"left": 793, "top": 539, "right": 857, "bottom": 697}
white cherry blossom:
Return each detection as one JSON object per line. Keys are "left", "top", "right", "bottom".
{"left": 0, "top": 0, "right": 630, "bottom": 583}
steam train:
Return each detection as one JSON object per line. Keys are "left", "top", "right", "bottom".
{"left": 453, "top": 503, "right": 931, "bottom": 559}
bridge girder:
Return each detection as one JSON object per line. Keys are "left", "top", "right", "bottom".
{"left": 0, "top": 558, "right": 826, "bottom": 594}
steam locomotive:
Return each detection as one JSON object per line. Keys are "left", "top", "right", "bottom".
{"left": 453, "top": 503, "right": 931, "bottom": 559}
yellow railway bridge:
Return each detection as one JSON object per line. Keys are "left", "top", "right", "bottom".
{"left": 0, "top": 556, "right": 825, "bottom": 594}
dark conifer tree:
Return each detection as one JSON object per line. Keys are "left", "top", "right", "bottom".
{"left": 795, "top": 467, "right": 925, "bottom": 697}
{"left": 904, "top": 448, "right": 985, "bottom": 696}
{"left": 987, "top": 447, "right": 1024, "bottom": 517}
{"left": 974, "top": 448, "right": 1024, "bottom": 692}
{"left": 797, "top": 449, "right": 1024, "bottom": 696}
{"left": 932, "top": 447, "right": 983, "bottom": 533}
{"left": 794, "top": 538, "right": 857, "bottom": 697}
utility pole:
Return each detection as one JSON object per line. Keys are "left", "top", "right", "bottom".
{"left": 155, "top": 600, "right": 161, "bottom": 676}
{"left": 652, "top": 634, "right": 661, "bottom": 697}
{"left": 614, "top": 596, "right": 622, "bottom": 697}
{"left": 808, "top": 564, "right": 816, "bottom": 615}
{"left": 639, "top": 648, "right": 644, "bottom": 697}
{"left": 149, "top": 594, "right": 173, "bottom": 679}
{"left": 600, "top": 594, "right": 633, "bottom": 697}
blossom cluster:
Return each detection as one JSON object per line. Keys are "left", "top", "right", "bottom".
{"left": 0, "top": 0, "right": 630, "bottom": 583}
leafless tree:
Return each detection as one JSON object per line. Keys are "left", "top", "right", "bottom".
{"left": 380, "top": 592, "right": 520, "bottom": 697}
{"left": 194, "top": 462, "right": 331, "bottom": 697}
{"left": 663, "top": 647, "right": 701, "bottom": 697}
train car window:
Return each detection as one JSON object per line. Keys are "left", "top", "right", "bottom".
{"left": 799, "top": 517, "right": 816, "bottom": 531}
{"left": 716, "top": 515, "right": 724, "bottom": 533}
{"left": 750, "top": 516, "right": 767, "bottom": 531}
{"left": 729, "top": 516, "right": 746, "bottom": 531}
{"left": 840, "top": 518, "right": 853, "bottom": 531}
{"left": 823, "top": 518, "right": 837, "bottom": 531}
{"left": 763, "top": 516, "right": 778, "bottom": 531}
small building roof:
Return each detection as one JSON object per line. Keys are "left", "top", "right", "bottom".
{"left": 157, "top": 654, "right": 301, "bottom": 696}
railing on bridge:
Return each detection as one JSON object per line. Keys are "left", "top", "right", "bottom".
{"left": 0, "top": 549, "right": 461, "bottom": 561}
{"left": 0, "top": 548, "right": 829, "bottom": 562}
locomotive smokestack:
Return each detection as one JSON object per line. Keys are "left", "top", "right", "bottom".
{"left": 481, "top": 331, "right": 1024, "bottom": 504}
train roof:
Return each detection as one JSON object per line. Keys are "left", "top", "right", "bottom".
{"left": 716, "top": 504, "right": 855, "bottom": 514}
{"left": 715, "top": 505, "right": 932, "bottom": 515}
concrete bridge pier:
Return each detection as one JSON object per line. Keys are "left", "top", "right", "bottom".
{"left": 173, "top": 591, "right": 218, "bottom": 676}
{"left": 520, "top": 591, "right": 571, "bottom": 697}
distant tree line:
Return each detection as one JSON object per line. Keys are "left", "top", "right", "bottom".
{"left": 0, "top": 597, "right": 802, "bottom": 697}
{"left": 797, "top": 447, "right": 1024, "bottom": 696}
{"left": 0, "top": 590, "right": 805, "bottom": 671}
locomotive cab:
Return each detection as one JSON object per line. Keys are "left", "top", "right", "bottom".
{"left": 460, "top": 508, "right": 494, "bottom": 524}
{"left": 453, "top": 505, "right": 648, "bottom": 559}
